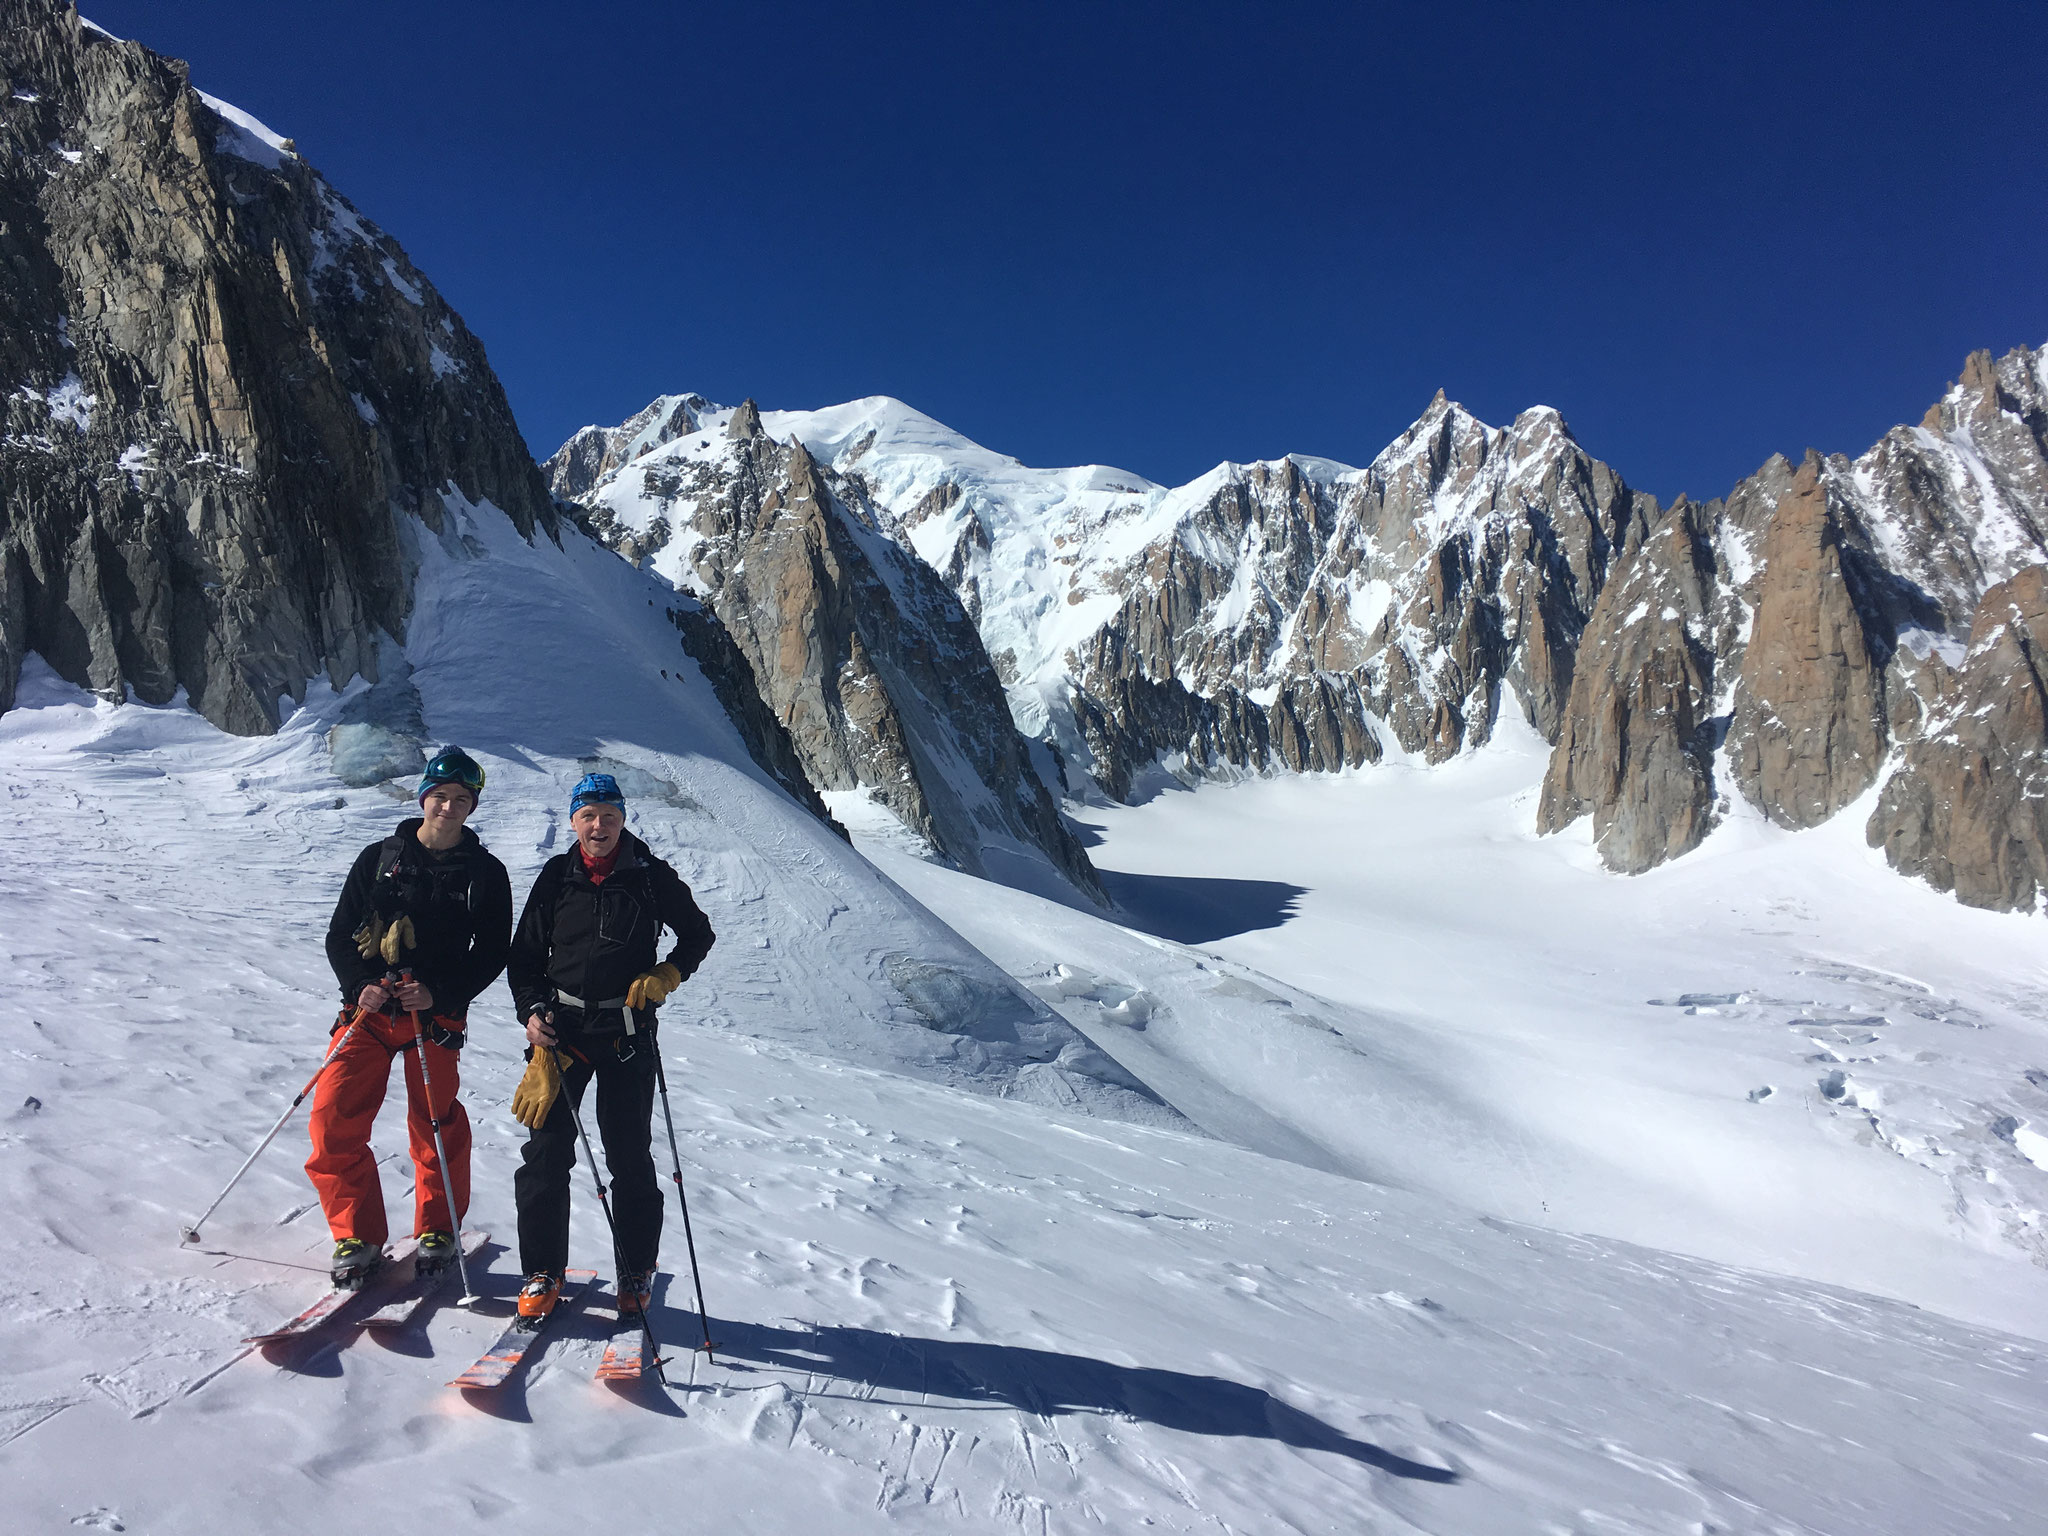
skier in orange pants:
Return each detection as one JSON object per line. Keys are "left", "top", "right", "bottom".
{"left": 313, "top": 747, "right": 512, "bottom": 1286}
{"left": 305, "top": 1007, "right": 473, "bottom": 1253}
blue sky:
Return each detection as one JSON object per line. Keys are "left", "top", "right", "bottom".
{"left": 87, "top": 1, "right": 2048, "bottom": 500}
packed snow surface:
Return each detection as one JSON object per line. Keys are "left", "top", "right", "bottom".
{"left": 4, "top": 503, "right": 2048, "bottom": 1532}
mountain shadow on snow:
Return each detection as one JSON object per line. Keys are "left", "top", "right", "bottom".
{"left": 1099, "top": 869, "right": 1308, "bottom": 945}
{"left": 716, "top": 1318, "right": 1458, "bottom": 1483}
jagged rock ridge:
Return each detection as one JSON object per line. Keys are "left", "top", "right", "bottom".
{"left": 547, "top": 400, "right": 1103, "bottom": 899}
{"left": 1540, "top": 347, "right": 2048, "bottom": 909}
{"left": 568, "top": 347, "right": 2048, "bottom": 912}
{"left": 547, "top": 392, "right": 710, "bottom": 504}
{"left": 0, "top": 3, "right": 843, "bottom": 844}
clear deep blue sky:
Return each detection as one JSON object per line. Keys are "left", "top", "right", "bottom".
{"left": 86, "top": 0, "right": 2048, "bottom": 501}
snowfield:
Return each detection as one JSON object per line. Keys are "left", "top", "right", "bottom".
{"left": 4, "top": 500, "right": 2048, "bottom": 1534}
{"left": 872, "top": 721, "right": 2048, "bottom": 1343}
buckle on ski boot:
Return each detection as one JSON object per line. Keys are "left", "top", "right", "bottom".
{"left": 616, "top": 1271, "right": 654, "bottom": 1316}
{"left": 331, "top": 1237, "right": 381, "bottom": 1289}
{"left": 415, "top": 1229, "right": 456, "bottom": 1275}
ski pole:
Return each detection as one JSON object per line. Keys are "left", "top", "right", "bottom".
{"left": 401, "top": 969, "right": 479, "bottom": 1307}
{"left": 180, "top": 1003, "right": 370, "bottom": 1244}
{"left": 561, "top": 1039, "right": 669, "bottom": 1387}
{"left": 652, "top": 1042, "right": 718, "bottom": 1359}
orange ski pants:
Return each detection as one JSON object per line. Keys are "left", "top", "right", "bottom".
{"left": 305, "top": 1008, "right": 470, "bottom": 1245}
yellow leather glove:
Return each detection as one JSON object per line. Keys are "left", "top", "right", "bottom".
{"left": 379, "top": 914, "right": 416, "bottom": 964}
{"left": 625, "top": 962, "right": 683, "bottom": 1010}
{"left": 511, "top": 1047, "right": 566, "bottom": 1130}
{"left": 353, "top": 915, "right": 387, "bottom": 961}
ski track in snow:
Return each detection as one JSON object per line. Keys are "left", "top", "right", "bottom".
{"left": 3, "top": 502, "right": 2048, "bottom": 1532}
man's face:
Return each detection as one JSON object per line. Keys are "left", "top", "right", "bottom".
{"left": 572, "top": 802, "right": 624, "bottom": 859}
{"left": 420, "top": 783, "right": 476, "bottom": 830}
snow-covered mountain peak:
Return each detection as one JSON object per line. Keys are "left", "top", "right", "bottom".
{"left": 546, "top": 392, "right": 1107, "bottom": 897}
{"left": 553, "top": 387, "right": 1650, "bottom": 795}
{"left": 545, "top": 391, "right": 717, "bottom": 501}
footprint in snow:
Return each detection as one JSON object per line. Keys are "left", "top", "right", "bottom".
{"left": 71, "top": 1513, "right": 124, "bottom": 1533}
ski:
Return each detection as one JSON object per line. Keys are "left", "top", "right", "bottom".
{"left": 595, "top": 1324, "right": 647, "bottom": 1380}
{"left": 361, "top": 1230, "right": 490, "bottom": 1330}
{"left": 241, "top": 1237, "right": 420, "bottom": 1345}
{"left": 448, "top": 1269, "right": 595, "bottom": 1390}
{"left": 595, "top": 1275, "right": 664, "bottom": 1380}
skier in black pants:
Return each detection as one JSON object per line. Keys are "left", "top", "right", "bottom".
{"left": 506, "top": 772, "right": 715, "bottom": 1320}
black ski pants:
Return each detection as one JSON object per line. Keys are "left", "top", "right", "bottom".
{"left": 514, "top": 1036, "right": 662, "bottom": 1278}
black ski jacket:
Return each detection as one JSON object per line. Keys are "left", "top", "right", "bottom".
{"left": 324, "top": 820, "right": 515, "bottom": 1019}
{"left": 507, "top": 832, "right": 715, "bottom": 1038}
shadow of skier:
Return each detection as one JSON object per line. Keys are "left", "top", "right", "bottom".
{"left": 711, "top": 1318, "right": 1458, "bottom": 1483}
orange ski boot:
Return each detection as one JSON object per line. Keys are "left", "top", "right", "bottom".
{"left": 617, "top": 1271, "right": 654, "bottom": 1316}
{"left": 517, "top": 1271, "right": 563, "bottom": 1320}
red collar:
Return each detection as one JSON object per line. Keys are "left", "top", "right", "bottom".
{"left": 578, "top": 844, "right": 622, "bottom": 885}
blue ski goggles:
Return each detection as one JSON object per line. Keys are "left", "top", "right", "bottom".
{"left": 418, "top": 747, "right": 486, "bottom": 802}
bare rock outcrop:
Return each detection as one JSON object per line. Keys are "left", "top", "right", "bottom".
{"left": 1867, "top": 566, "right": 2048, "bottom": 911}
{"left": 662, "top": 595, "right": 844, "bottom": 837}
{"left": 1536, "top": 348, "right": 2046, "bottom": 883}
{"left": 0, "top": 1, "right": 553, "bottom": 731}
{"left": 1538, "top": 499, "right": 1719, "bottom": 872}
{"left": 568, "top": 406, "right": 1104, "bottom": 899}
{"left": 981, "top": 398, "right": 1657, "bottom": 796}
{"left": 1725, "top": 455, "right": 1888, "bottom": 827}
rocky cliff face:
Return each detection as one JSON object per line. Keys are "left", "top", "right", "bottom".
{"left": 1536, "top": 497, "right": 1720, "bottom": 874}
{"left": 1866, "top": 565, "right": 2048, "bottom": 910}
{"left": 0, "top": 1, "right": 554, "bottom": 732}
{"left": 548, "top": 401, "right": 1104, "bottom": 900}
{"left": 1538, "top": 346, "right": 2047, "bottom": 908}
{"left": 1724, "top": 456, "right": 1889, "bottom": 828}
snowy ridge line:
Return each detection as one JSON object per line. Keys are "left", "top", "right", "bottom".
{"left": 560, "top": 344, "right": 2048, "bottom": 917}
{"left": 552, "top": 403, "right": 1108, "bottom": 900}
{"left": 555, "top": 390, "right": 1607, "bottom": 785}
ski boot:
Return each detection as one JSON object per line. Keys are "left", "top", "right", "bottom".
{"left": 415, "top": 1229, "right": 456, "bottom": 1276}
{"left": 517, "top": 1271, "right": 563, "bottom": 1323}
{"left": 331, "top": 1237, "right": 381, "bottom": 1289}
{"left": 616, "top": 1270, "right": 654, "bottom": 1316}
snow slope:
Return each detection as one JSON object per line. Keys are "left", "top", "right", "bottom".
{"left": 4, "top": 502, "right": 2048, "bottom": 1532}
